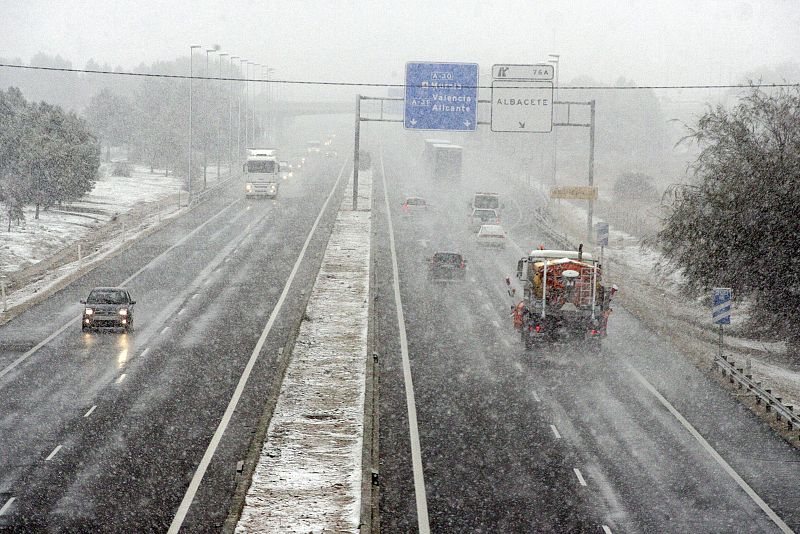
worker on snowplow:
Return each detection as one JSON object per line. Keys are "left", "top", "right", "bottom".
{"left": 512, "top": 301, "right": 525, "bottom": 329}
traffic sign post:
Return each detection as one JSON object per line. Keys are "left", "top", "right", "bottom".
{"left": 713, "top": 287, "right": 732, "bottom": 361}
{"left": 404, "top": 62, "right": 478, "bottom": 131}
{"left": 595, "top": 222, "right": 609, "bottom": 279}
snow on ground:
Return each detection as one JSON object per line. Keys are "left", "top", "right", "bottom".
{"left": 0, "top": 163, "right": 230, "bottom": 318}
{"left": 543, "top": 191, "right": 799, "bottom": 410}
{"left": 236, "top": 170, "right": 372, "bottom": 533}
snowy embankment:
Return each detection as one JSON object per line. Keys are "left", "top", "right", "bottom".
{"left": 545, "top": 195, "right": 800, "bottom": 413}
{"left": 236, "top": 170, "right": 372, "bottom": 532}
{"left": 0, "top": 162, "right": 229, "bottom": 321}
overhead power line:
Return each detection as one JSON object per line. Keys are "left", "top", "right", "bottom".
{"left": 0, "top": 63, "right": 798, "bottom": 90}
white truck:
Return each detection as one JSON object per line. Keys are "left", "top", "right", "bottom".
{"left": 469, "top": 192, "right": 502, "bottom": 212}
{"left": 244, "top": 148, "right": 279, "bottom": 199}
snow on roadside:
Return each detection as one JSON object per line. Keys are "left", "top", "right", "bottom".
{"left": 236, "top": 170, "right": 372, "bottom": 533}
{"left": 1, "top": 163, "right": 182, "bottom": 274}
{"left": 543, "top": 192, "right": 799, "bottom": 410}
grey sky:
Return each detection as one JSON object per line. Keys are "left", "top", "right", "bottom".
{"left": 2, "top": 0, "right": 798, "bottom": 89}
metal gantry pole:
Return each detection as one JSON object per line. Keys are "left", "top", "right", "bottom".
{"left": 239, "top": 59, "right": 246, "bottom": 157}
{"left": 353, "top": 94, "right": 361, "bottom": 211}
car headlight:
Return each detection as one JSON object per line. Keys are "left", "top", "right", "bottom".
{"left": 118, "top": 309, "right": 128, "bottom": 316}
{"left": 84, "top": 308, "right": 93, "bottom": 315}
{"left": 245, "top": 183, "right": 253, "bottom": 192}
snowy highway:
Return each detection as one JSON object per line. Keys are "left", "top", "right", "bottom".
{"left": 0, "top": 157, "right": 347, "bottom": 531}
{"left": 372, "top": 143, "right": 800, "bottom": 533}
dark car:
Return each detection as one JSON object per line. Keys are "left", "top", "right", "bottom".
{"left": 427, "top": 252, "right": 467, "bottom": 282}
{"left": 81, "top": 287, "right": 136, "bottom": 332}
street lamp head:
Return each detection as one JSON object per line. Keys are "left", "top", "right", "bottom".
{"left": 190, "top": 45, "right": 202, "bottom": 49}
{"left": 219, "top": 53, "right": 229, "bottom": 57}
{"left": 548, "top": 53, "right": 560, "bottom": 59}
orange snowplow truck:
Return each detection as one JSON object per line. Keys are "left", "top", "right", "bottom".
{"left": 509, "top": 245, "right": 616, "bottom": 352}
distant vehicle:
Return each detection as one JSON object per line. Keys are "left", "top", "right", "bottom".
{"left": 244, "top": 148, "right": 279, "bottom": 198}
{"left": 290, "top": 155, "right": 305, "bottom": 171}
{"left": 424, "top": 141, "right": 462, "bottom": 181}
{"left": 279, "top": 160, "right": 292, "bottom": 179}
{"left": 307, "top": 141, "right": 322, "bottom": 154}
{"left": 476, "top": 224, "right": 507, "bottom": 248}
{"left": 469, "top": 208, "right": 500, "bottom": 232}
{"left": 324, "top": 134, "right": 336, "bottom": 146}
{"left": 401, "top": 196, "right": 428, "bottom": 215}
{"left": 427, "top": 252, "right": 467, "bottom": 282}
{"left": 323, "top": 150, "right": 337, "bottom": 158}
{"left": 469, "top": 192, "right": 502, "bottom": 212}
{"left": 81, "top": 287, "right": 135, "bottom": 332}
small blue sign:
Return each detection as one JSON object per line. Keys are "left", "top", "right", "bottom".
{"left": 712, "top": 287, "right": 732, "bottom": 325}
{"left": 404, "top": 62, "right": 478, "bottom": 131}
{"left": 596, "top": 222, "right": 609, "bottom": 247}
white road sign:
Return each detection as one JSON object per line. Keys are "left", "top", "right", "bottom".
{"left": 492, "top": 64, "right": 554, "bottom": 80}
{"left": 491, "top": 80, "right": 553, "bottom": 133}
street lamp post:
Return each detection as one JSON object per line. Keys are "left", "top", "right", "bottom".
{"left": 229, "top": 56, "right": 238, "bottom": 172}
{"left": 217, "top": 53, "right": 228, "bottom": 178}
{"left": 548, "top": 54, "right": 560, "bottom": 187}
{"left": 239, "top": 59, "right": 247, "bottom": 157}
{"left": 267, "top": 67, "right": 276, "bottom": 145}
{"left": 188, "top": 45, "right": 202, "bottom": 207}
{"left": 251, "top": 62, "right": 259, "bottom": 144}
{"left": 203, "top": 48, "right": 216, "bottom": 189}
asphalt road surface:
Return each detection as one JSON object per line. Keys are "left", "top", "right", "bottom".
{"left": 373, "top": 140, "right": 800, "bottom": 534}
{"left": 0, "top": 156, "right": 347, "bottom": 532}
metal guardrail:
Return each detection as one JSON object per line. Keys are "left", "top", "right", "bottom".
{"left": 715, "top": 354, "right": 800, "bottom": 437}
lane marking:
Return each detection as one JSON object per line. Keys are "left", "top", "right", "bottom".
{"left": 0, "top": 197, "right": 242, "bottom": 381}
{"left": 115, "top": 373, "right": 127, "bottom": 384}
{"left": 502, "top": 339, "right": 511, "bottom": 348}
{"left": 140, "top": 348, "right": 150, "bottom": 358}
{"left": 491, "top": 320, "right": 500, "bottom": 329}
{"left": 380, "top": 148, "right": 431, "bottom": 533}
{"left": 83, "top": 405, "right": 97, "bottom": 418}
{"left": 574, "top": 468, "right": 587, "bottom": 486}
{"left": 602, "top": 526, "right": 613, "bottom": 534}
{"left": 45, "top": 445, "right": 62, "bottom": 461}
{"left": 532, "top": 390, "right": 541, "bottom": 402}
{"left": 178, "top": 309, "right": 185, "bottom": 315}
{"left": 628, "top": 365, "right": 793, "bottom": 533}
{"left": 550, "top": 424, "right": 562, "bottom": 439}
{"left": 192, "top": 294, "right": 199, "bottom": 299}
{"left": 168, "top": 158, "right": 349, "bottom": 534}
{"left": 0, "top": 497, "right": 15, "bottom": 516}
{"left": 161, "top": 327, "right": 171, "bottom": 334}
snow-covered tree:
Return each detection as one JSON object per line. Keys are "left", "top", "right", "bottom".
{"left": 85, "top": 87, "right": 133, "bottom": 161}
{"left": 654, "top": 86, "right": 800, "bottom": 352}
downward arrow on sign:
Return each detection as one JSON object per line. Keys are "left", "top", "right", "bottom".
{"left": 519, "top": 122, "right": 526, "bottom": 128}
{"left": 410, "top": 119, "right": 417, "bottom": 126}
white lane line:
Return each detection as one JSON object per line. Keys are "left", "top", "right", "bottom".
{"left": 0, "top": 197, "right": 242, "bottom": 381}
{"left": 115, "top": 373, "right": 127, "bottom": 384}
{"left": 602, "top": 526, "right": 613, "bottom": 534}
{"left": 192, "top": 294, "right": 199, "bottom": 299}
{"left": 168, "top": 158, "right": 349, "bottom": 534}
{"left": 532, "top": 390, "right": 541, "bottom": 402}
{"left": 502, "top": 339, "right": 511, "bottom": 348}
{"left": 550, "top": 425, "right": 562, "bottom": 439}
{"left": 482, "top": 303, "right": 491, "bottom": 311}
{"left": 492, "top": 320, "right": 500, "bottom": 329}
{"left": 140, "top": 348, "right": 150, "bottom": 358}
{"left": 178, "top": 309, "right": 185, "bottom": 315}
{"left": 0, "top": 497, "right": 15, "bottom": 516}
{"left": 45, "top": 445, "right": 63, "bottom": 461}
{"left": 628, "top": 365, "right": 794, "bottom": 533}
{"left": 380, "top": 148, "right": 431, "bottom": 534}
{"left": 83, "top": 405, "right": 97, "bottom": 418}
{"left": 161, "top": 327, "right": 171, "bottom": 334}
{"left": 574, "top": 468, "right": 587, "bottom": 486}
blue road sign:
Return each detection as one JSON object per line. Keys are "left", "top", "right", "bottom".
{"left": 404, "top": 62, "right": 478, "bottom": 131}
{"left": 712, "top": 287, "right": 732, "bottom": 325}
{"left": 595, "top": 222, "right": 609, "bottom": 247}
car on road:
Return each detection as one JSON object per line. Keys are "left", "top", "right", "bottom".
{"left": 476, "top": 224, "right": 507, "bottom": 248}
{"left": 401, "top": 196, "right": 428, "bottom": 215}
{"left": 427, "top": 252, "right": 467, "bottom": 282}
{"left": 323, "top": 150, "right": 337, "bottom": 158}
{"left": 468, "top": 208, "right": 500, "bottom": 232}
{"left": 81, "top": 287, "right": 136, "bottom": 332}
